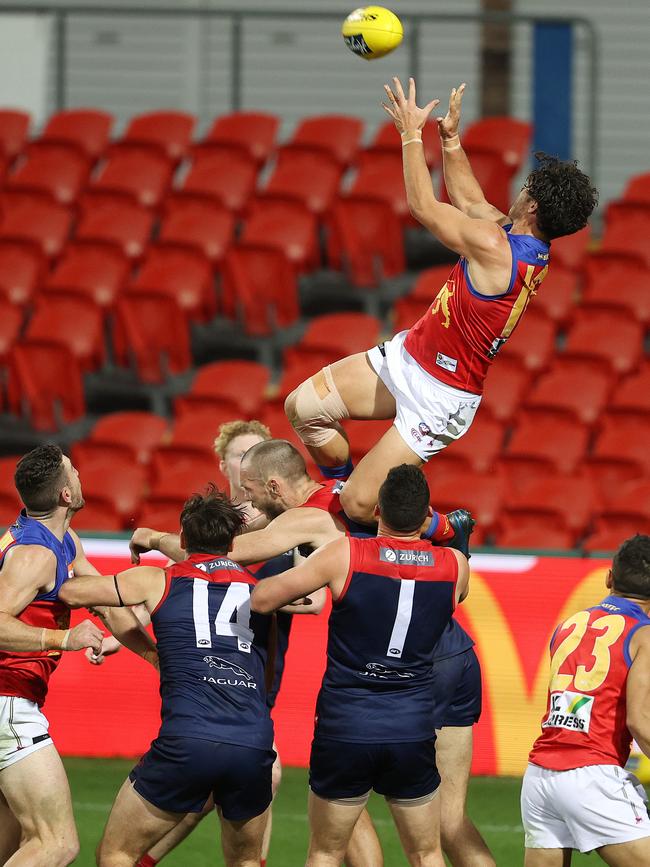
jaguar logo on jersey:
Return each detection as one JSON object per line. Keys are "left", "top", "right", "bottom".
{"left": 203, "top": 656, "right": 253, "bottom": 681}
{"left": 379, "top": 548, "right": 434, "bottom": 566}
{"left": 542, "top": 691, "right": 594, "bottom": 733}
{"left": 360, "top": 662, "right": 416, "bottom": 680}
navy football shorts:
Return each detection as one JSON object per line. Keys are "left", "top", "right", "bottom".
{"left": 309, "top": 736, "right": 440, "bottom": 801}
{"left": 129, "top": 736, "right": 275, "bottom": 820}
{"left": 432, "top": 646, "right": 482, "bottom": 729}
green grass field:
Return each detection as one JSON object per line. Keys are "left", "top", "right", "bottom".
{"left": 65, "top": 758, "right": 599, "bottom": 866}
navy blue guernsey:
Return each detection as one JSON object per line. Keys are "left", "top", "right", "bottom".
{"left": 151, "top": 553, "right": 274, "bottom": 750}
{"left": 249, "top": 550, "right": 295, "bottom": 708}
{"left": 315, "top": 536, "right": 458, "bottom": 743}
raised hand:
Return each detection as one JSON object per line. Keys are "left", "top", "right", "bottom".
{"left": 437, "top": 83, "right": 466, "bottom": 141}
{"left": 129, "top": 527, "right": 156, "bottom": 565}
{"left": 382, "top": 76, "right": 439, "bottom": 135}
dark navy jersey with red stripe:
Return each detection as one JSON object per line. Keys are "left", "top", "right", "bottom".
{"left": 0, "top": 512, "right": 75, "bottom": 706}
{"left": 315, "top": 536, "right": 458, "bottom": 743}
{"left": 151, "top": 553, "right": 273, "bottom": 750}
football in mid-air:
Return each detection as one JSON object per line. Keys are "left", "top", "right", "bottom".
{"left": 341, "top": 6, "right": 403, "bottom": 61}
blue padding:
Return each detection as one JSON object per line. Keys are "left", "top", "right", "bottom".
{"left": 533, "top": 22, "right": 573, "bottom": 159}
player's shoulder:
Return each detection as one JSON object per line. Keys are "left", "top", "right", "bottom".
{"left": 3, "top": 542, "right": 57, "bottom": 570}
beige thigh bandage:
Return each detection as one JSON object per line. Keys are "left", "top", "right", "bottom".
{"left": 386, "top": 787, "right": 439, "bottom": 807}
{"left": 285, "top": 365, "right": 350, "bottom": 448}
{"left": 310, "top": 788, "right": 371, "bottom": 807}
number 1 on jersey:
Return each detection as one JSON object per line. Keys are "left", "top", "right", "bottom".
{"left": 386, "top": 579, "right": 415, "bottom": 659}
{"left": 192, "top": 579, "right": 254, "bottom": 653}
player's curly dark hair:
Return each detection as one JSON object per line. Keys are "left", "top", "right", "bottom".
{"left": 14, "top": 443, "right": 66, "bottom": 512}
{"left": 181, "top": 484, "right": 247, "bottom": 554}
{"left": 611, "top": 534, "right": 650, "bottom": 600}
{"left": 525, "top": 152, "right": 598, "bottom": 240}
{"left": 378, "top": 465, "right": 430, "bottom": 534}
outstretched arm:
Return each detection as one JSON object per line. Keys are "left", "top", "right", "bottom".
{"left": 437, "top": 83, "right": 508, "bottom": 223}
{"left": 383, "top": 76, "right": 508, "bottom": 260}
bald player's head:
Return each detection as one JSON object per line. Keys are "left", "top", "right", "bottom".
{"left": 239, "top": 439, "right": 311, "bottom": 518}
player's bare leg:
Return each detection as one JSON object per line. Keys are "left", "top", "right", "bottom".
{"left": 143, "top": 798, "right": 214, "bottom": 864}
{"left": 344, "top": 808, "right": 384, "bottom": 867}
{"left": 285, "top": 353, "right": 396, "bottom": 470}
{"left": 388, "top": 792, "right": 446, "bottom": 867}
{"left": 0, "top": 745, "right": 79, "bottom": 867}
{"left": 97, "top": 779, "right": 185, "bottom": 867}
{"left": 340, "top": 426, "right": 422, "bottom": 525}
{"left": 524, "top": 849, "right": 572, "bottom": 867}
{"left": 597, "top": 837, "right": 650, "bottom": 866}
{"left": 0, "top": 786, "right": 21, "bottom": 863}
{"left": 219, "top": 806, "right": 269, "bottom": 867}
{"left": 259, "top": 748, "right": 282, "bottom": 863}
{"left": 306, "top": 790, "right": 368, "bottom": 866}
{"left": 435, "top": 725, "right": 495, "bottom": 867}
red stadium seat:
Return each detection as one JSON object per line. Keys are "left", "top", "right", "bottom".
{"left": 495, "top": 512, "right": 576, "bottom": 550}
{"left": 342, "top": 419, "right": 393, "bottom": 465}
{"left": 0, "top": 242, "right": 44, "bottom": 305}
{"left": 114, "top": 293, "right": 191, "bottom": 383}
{"left": 0, "top": 199, "right": 72, "bottom": 260}
{"left": 463, "top": 116, "right": 531, "bottom": 173}
{"left": 241, "top": 197, "right": 319, "bottom": 273}
{"left": 584, "top": 457, "right": 645, "bottom": 502}
{"left": 0, "top": 110, "right": 30, "bottom": 160}
{"left": 440, "top": 147, "right": 512, "bottom": 215}
{"left": 591, "top": 414, "right": 650, "bottom": 472}
{"left": 391, "top": 297, "right": 430, "bottom": 335}
{"left": 149, "top": 445, "right": 227, "bottom": 491}
{"left": 272, "top": 349, "right": 338, "bottom": 404}
{"left": 45, "top": 242, "right": 130, "bottom": 308}
{"left": 506, "top": 409, "right": 589, "bottom": 474}
{"left": 71, "top": 440, "right": 136, "bottom": 473}
{"left": 481, "top": 358, "right": 531, "bottom": 425}
{"left": 550, "top": 225, "right": 592, "bottom": 272}
{"left": 407, "top": 266, "right": 453, "bottom": 302}
{"left": 610, "top": 364, "right": 650, "bottom": 416}
{"left": 176, "top": 360, "right": 270, "bottom": 418}
{"left": 0, "top": 305, "right": 23, "bottom": 365}
{"left": 583, "top": 517, "right": 650, "bottom": 553}
{"left": 524, "top": 358, "right": 614, "bottom": 425}
{"left": 621, "top": 172, "right": 650, "bottom": 204}
{"left": 442, "top": 412, "right": 505, "bottom": 474}
{"left": 0, "top": 494, "right": 22, "bottom": 530}
{"left": 496, "top": 456, "right": 558, "bottom": 494}
{"left": 89, "top": 149, "right": 174, "bottom": 210}
{"left": 563, "top": 307, "right": 643, "bottom": 375}
{"left": 0, "top": 457, "right": 21, "bottom": 506}
{"left": 171, "top": 408, "right": 246, "bottom": 451}
{"left": 369, "top": 119, "right": 441, "bottom": 168}
{"left": 130, "top": 246, "right": 215, "bottom": 321}
{"left": 534, "top": 264, "right": 578, "bottom": 327}
{"left": 81, "top": 459, "right": 148, "bottom": 524}
{"left": 294, "top": 312, "right": 381, "bottom": 359}
{"left": 259, "top": 403, "right": 315, "bottom": 468}
{"left": 37, "top": 109, "right": 113, "bottom": 161}
{"left": 349, "top": 150, "right": 411, "bottom": 224}
{"left": 119, "top": 111, "right": 196, "bottom": 163}
{"left": 328, "top": 195, "right": 405, "bottom": 287}
{"left": 72, "top": 500, "right": 124, "bottom": 532}
{"left": 136, "top": 498, "right": 185, "bottom": 534}
{"left": 600, "top": 480, "right": 650, "bottom": 523}
{"left": 158, "top": 199, "right": 234, "bottom": 266}
{"left": 8, "top": 340, "right": 85, "bottom": 430}
{"left": 89, "top": 411, "right": 169, "bottom": 464}
{"left": 25, "top": 296, "right": 105, "bottom": 371}
{"left": 506, "top": 474, "right": 599, "bottom": 535}
{"left": 581, "top": 255, "right": 650, "bottom": 325}
{"left": 287, "top": 115, "right": 363, "bottom": 168}
{"left": 200, "top": 112, "right": 280, "bottom": 167}
{"left": 499, "top": 308, "right": 556, "bottom": 372}
{"left": 6, "top": 145, "right": 90, "bottom": 205}
{"left": 264, "top": 146, "right": 343, "bottom": 216}
{"left": 599, "top": 203, "right": 650, "bottom": 267}
{"left": 150, "top": 452, "right": 224, "bottom": 499}
{"left": 427, "top": 471, "right": 505, "bottom": 536}
{"left": 75, "top": 200, "right": 154, "bottom": 261}
{"left": 178, "top": 151, "right": 257, "bottom": 216}
{"left": 221, "top": 245, "right": 299, "bottom": 336}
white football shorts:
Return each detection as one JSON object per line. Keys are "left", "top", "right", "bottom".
{"left": 521, "top": 762, "right": 650, "bottom": 853}
{"left": 0, "top": 695, "right": 52, "bottom": 771}
{"left": 367, "top": 330, "right": 481, "bottom": 461}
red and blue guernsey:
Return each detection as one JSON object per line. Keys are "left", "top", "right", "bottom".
{"left": 529, "top": 595, "right": 650, "bottom": 771}
{"left": 315, "top": 536, "right": 458, "bottom": 742}
{"left": 404, "top": 227, "right": 550, "bottom": 394}
{"left": 151, "top": 553, "right": 273, "bottom": 751}
{"left": 0, "top": 512, "right": 75, "bottom": 706}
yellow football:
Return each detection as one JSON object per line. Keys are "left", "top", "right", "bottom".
{"left": 342, "top": 6, "right": 404, "bottom": 61}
